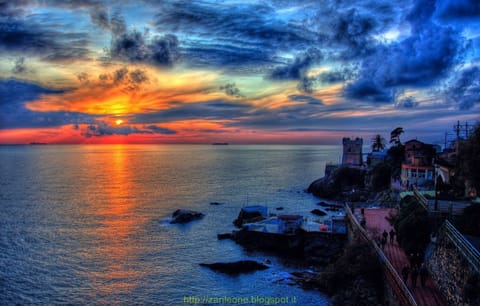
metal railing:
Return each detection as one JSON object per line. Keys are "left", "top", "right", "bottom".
{"left": 345, "top": 205, "right": 418, "bottom": 306}
{"left": 442, "top": 220, "right": 480, "bottom": 273}
{"left": 412, "top": 186, "right": 429, "bottom": 211}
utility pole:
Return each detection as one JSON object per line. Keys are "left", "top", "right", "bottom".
{"left": 444, "top": 132, "right": 448, "bottom": 151}
{"left": 454, "top": 121, "right": 461, "bottom": 154}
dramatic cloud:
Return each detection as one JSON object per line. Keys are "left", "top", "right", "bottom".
{"left": 0, "top": 0, "right": 479, "bottom": 143}
{"left": 0, "top": 79, "right": 96, "bottom": 129}
{"left": 344, "top": 79, "right": 397, "bottom": 103}
{"left": 110, "top": 31, "right": 180, "bottom": 67}
{"left": 96, "top": 67, "right": 149, "bottom": 91}
{"left": 330, "top": 8, "right": 377, "bottom": 58}
{"left": 0, "top": 19, "right": 91, "bottom": 62}
{"left": 271, "top": 49, "right": 322, "bottom": 80}
{"left": 288, "top": 95, "right": 324, "bottom": 105}
{"left": 318, "top": 68, "right": 355, "bottom": 84}
{"left": 435, "top": 0, "right": 480, "bottom": 21}
{"left": 443, "top": 67, "right": 480, "bottom": 110}
{"left": 154, "top": 0, "right": 316, "bottom": 69}
{"left": 395, "top": 96, "right": 419, "bottom": 108}
{"left": 129, "top": 100, "right": 251, "bottom": 124}
{"left": 344, "top": 20, "right": 465, "bottom": 102}
{"left": 270, "top": 48, "right": 322, "bottom": 93}
{"left": 11, "top": 57, "right": 27, "bottom": 74}
{"left": 220, "top": 83, "right": 243, "bottom": 98}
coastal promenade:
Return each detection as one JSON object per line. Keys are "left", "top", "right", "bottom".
{"left": 363, "top": 208, "right": 447, "bottom": 306}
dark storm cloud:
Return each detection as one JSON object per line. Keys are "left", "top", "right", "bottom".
{"left": 129, "top": 69, "right": 148, "bottom": 84}
{"left": 109, "top": 31, "right": 180, "bottom": 67}
{"left": 11, "top": 57, "right": 27, "bottom": 74}
{"left": 443, "top": 67, "right": 480, "bottom": 110}
{"left": 92, "top": 67, "right": 148, "bottom": 91}
{"left": 0, "top": 18, "right": 91, "bottom": 62}
{"left": 395, "top": 96, "right": 419, "bottom": 109}
{"left": 329, "top": 8, "right": 377, "bottom": 58}
{"left": 344, "top": 22, "right": 464, "bottom": 102}
{"left": 344, "top": 79, "right": 397, "bottom": 103}
{"left": 145, "top": 125, "right": 177, "bottom": 135}
{"left": 288, "top": 95, "right": 324, "bottom": 105}
{"left": 318, "top": 68, "right": 356, "bottom": 84}
{"left": 220, "top": 83, "right": 244, "bottom": 98}
{"left": 270, "top": 48, "right": 322, "bottom": 93}
{"left": 154, "top": 0, "right": 316, "bottom": 68}
{"left": 0, "top": 79, "right": 97, "bottom": 129}
{"left": 82, "top": 122, "right": 177, "bottom": 137}
{"left": 271, "top": 48, "right": 322, "bottom": 80}
{"left": 435, "top": 0, "right": 480, "bottom": 21}
{"left": 129, "top": 100, "right": 251, "bottom": 124}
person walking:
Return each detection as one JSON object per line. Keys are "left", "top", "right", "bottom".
{"left": 389, "top": 229, "right": 396, "bottom": 244}
{"left": 401, "top": 265, "right": 410, "bottom": 283}
{"left": 381, "top": 236, "right": 387, "bottom": 250}
{"left": 411, "top": 266, "right": 419, "bottom": 288}
{"left": 419, "top": 263, "right": 428, "bottom": 288}
{"left": 382, "top": 230, "right": 388, "bottom": 241}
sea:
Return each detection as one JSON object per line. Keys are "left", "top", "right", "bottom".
{"left": 0, "top": 144, "right": 342, "bottom": 305}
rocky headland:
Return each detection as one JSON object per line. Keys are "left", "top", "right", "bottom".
{"left": 307, "top": 166, "right": 370, "bottom": 202}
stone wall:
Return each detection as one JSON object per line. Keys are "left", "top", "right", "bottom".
{"left": 427, "top": 224, "right": 480, "bottom": 305}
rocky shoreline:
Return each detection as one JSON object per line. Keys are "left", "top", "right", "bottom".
{"left": 231, "top": 228, "right": 347, "bottom": 265}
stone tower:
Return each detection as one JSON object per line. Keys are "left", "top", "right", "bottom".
{"left": 342, "top": 137, "right": 363, "bottom": 166}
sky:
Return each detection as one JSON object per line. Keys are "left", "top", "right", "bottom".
{"left": 0, "top": 0, "right": 479, "bottom": 145}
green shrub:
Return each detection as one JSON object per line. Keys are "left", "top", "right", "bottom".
{"left": 394, "top": 196, "right": 430, "bottom": 255}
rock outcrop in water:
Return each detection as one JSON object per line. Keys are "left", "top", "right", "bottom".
{"left": 310, "top": 209, "right": 327, "bottom": 216}
{"left": 199, "top": 260, "right": 269, "bottom": 274}
{"left": 307, "top": 166, "right": 366, "bottom": 200}
{"left": 231, "top": 229, "right": 347, "bottom": 265}
{"left": 170, "top": 209, "right": 205, "bottom": 224}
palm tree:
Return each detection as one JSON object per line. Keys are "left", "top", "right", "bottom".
{"left": 390, "top": 127, "right": 404, "bottom": 145}
{"left": 371, "top": 134, "right": 386, "bottom": 152}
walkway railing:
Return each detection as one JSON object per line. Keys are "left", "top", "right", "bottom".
{"left": 442, "top": 220, "right": 480, "bottom": 273}
{"left": 412, "top": 187, "right": 429, "bottom": 211}
{"left": 345, "top": 205, "right": 417, "bottom": 306}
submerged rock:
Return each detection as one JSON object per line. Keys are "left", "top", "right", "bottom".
{"left": 310, "top": 209, "right": 327, "bottom": 216}
{"left": 199, "top": 260, "right": 269, "bottom": 274}
{"left": 170, "top": 209, "right": 205, "bottom": 224}
{"left": 210, "top": 202, "right": 224, "bottom": 205}
{"left": 217, "top": 233, "right": 234, "bottom": 240}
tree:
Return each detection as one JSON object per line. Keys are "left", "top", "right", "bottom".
{"left": 387, "top": 144, "right": 405, "bottom": 177}
{"left": 458, "top": 204, "right": 480, "bottom": 236}
{"left": 371, "top": 134, "right": 386, "bottom": 152}
{"left": 370, "top": 162, "right": 391, "bottom": 191}
{"left": 394, "top": 196, "right": 430, "bottom": 255}
{"left": 390, "top": 127, "right": 404, "bottom": 145}
{"left": 456, "top": 123, "right": 480, "bottom": 193}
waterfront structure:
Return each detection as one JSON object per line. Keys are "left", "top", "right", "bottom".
{"left": 342, "top": 137, "right": 363, "bottom": 166}
{"left": 278, "top": 215, "right": 304, "bottom": 234}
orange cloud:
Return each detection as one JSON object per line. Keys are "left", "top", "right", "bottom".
{"left": 25, "top": 66, "right": 226, "bottom": 117}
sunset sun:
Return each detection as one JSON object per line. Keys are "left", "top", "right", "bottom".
{"left": 115, "top": 119, "right": 124, "bottom": 125}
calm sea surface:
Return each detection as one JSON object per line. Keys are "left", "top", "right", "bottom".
{"left": 0, "top": 145, "right": 342, "bottom": 305}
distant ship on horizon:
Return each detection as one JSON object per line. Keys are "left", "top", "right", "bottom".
{"left": 212, "top": 142, "right": 229, "bottom": 145}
